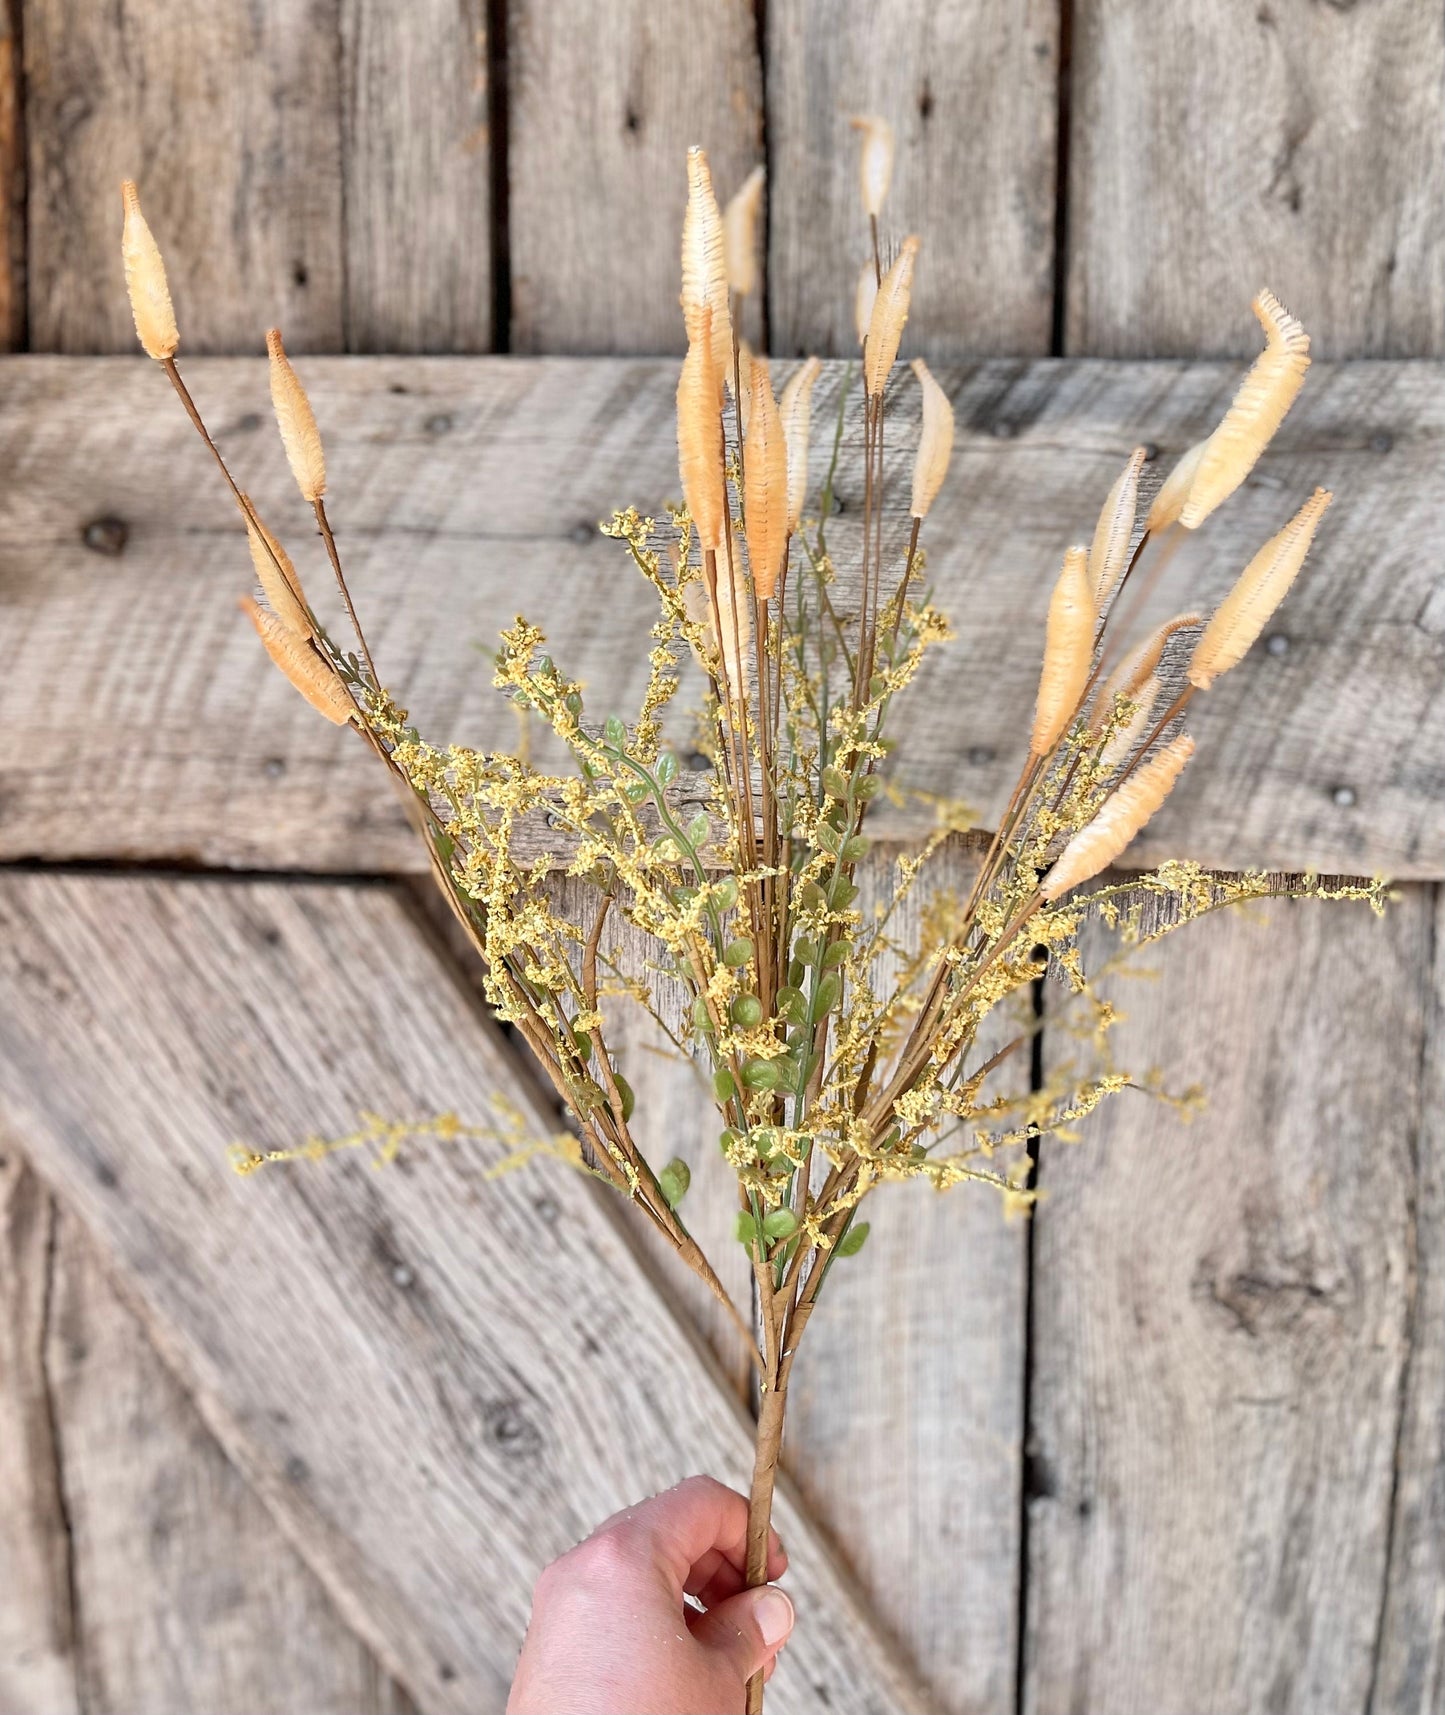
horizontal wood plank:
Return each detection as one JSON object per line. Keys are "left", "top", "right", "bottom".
{"left": 0, "top": 872, "right": 931, "bottom": 1715}
{"left": 0, "top": 354, "right": 1440, "bottom": 875}
{"left": 1025, "top": 891, "right": 1429, "bottom": 1713}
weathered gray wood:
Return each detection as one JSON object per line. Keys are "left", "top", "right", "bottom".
{"left": 1373, "top": 885, "right": 1444, "bottom": 1714}
{"left": 45, "top": 1207, "right": 413, "bottom": 1714}
{"left": 0, "top": 353, "right": 1439, "bottom": 876}
{"left": 788, "top": 846, "right": 1030, "bottom": 1714}
{"left": 1065, "top": 1, "right": 1445, "bottom": 358}
{"left": 0, "top": 0, "right": 23, "bottom": 351}
{"left": 507, "top": 0, "right": 762, "bottom": 353}
{"left": 339, "top": 0, "right": 491, "bottom": 353}
{"left": 23, "top": 0, "right": 345, "bottom": 352}
{"left": 765, "top": 0, "right": 1058, "bottom": 359}
{"left": 0, "top": 1154, "right": 77, "bottom": 1715}
{"left": 0, "top": 873, "right": 931, "bottom": 1715}
{"left": 1025, "top": 890, "right": 1428, "bottom": 1714}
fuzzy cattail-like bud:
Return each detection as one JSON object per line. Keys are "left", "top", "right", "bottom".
{"left": 1091, "top": 612, "right": 1203, "bottom": 733}
{"left": 864, "top": 236, "right": 920, "bottom": 399}
{"left": 744, "top": 357, "right": 788, "bottom": 600}
{"left": 855, "top": 261, "right": 878, "bottom": 348}
{"left": 266, "top": 329, "right": 326, "bottom": 503}
{"left": 677, "top": 307, "right": 726, "bottom": 553}
{"left": 736, "top": 338, "right": 755, "bottom": 437}
{"left": 850, "top": 116, "right": 894, "bottom": 220}
{"left": 724, "top": 165, "right": 765, "bottom": 299}
{"left": 909, "top": 359, "right": 954, "bottom": 520}
{"left": 1189, "top": 487, "right": 1331, "bottom": 690}
{"left": 246, "top": 515, "right": 310, "bottom": 638}
{"left": 1099, "top": 673, "right": 1159, "bottom": 772}
{"left": 120, "top": 180, "right": 179, "bottom": 360}
{"left": 713, "top": 545, "right": 752, "bottom": 711}
{"left": 1030, "top": 546, "right": 1094, "bottom": 756}
{"left": 681, "top": 148, "right": 733, "bottom": 396}
{"left": 1180, "top": 291, "right": 1310, "bottom": 530}
{"left": 1042, "top": 735, "right": 1195, "bottom": 901}
{"left": 1089, "top": 447, "right": 1145, "bottom": 609}
{"left": 240, "top": 595, "right": 354, "bottom": 725}
{"left": 780, "top": 357, "right": 821, "bottom": 535}
{"left": 1146, "top": 439, "right": 1206, "bottom": 535}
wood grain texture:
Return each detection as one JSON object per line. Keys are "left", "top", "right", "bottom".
{"left": 24, "top": 0, "right": 344, "bottom": 353}
{"left": 0, "top": 0, "right": 23, "bottom": 350}
{"left": 765, "top": 0, "right": 1059, "bottom": 359}
{"left": 1065, "top": 0, "right": 1445, "bottom": 358}
{"left": 0, "top": 353, "right": 1440, "bottom": 876}
{"left": 0, "top": 872, "right": 931, "bottom": 1715}
{"left": 506, "top": 0, "right": 762, "bottom": 353}
{"left": 1024, "top": 891, "right": 1429, "bottom": 1714}
{"left": 339, "top": 0, "right": 491, "bottom": 353}
{"left": 0, "top": 1154, "right": 77, "bottom": 1715}
{"left": 787, "top": 846, "right": 1031, "bottom": 1714}
{"left": 44, "top": 1207, "right": 414, "bottom": 1715}
{"left": 1373, "top": 886, "right": 1444, "bottom": 1714}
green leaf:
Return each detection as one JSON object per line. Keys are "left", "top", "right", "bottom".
{"left": 656, "top": 751, "right": 679, "bottom": 786}
{"left": 731, "top": 994, "right": 763, "bottom": 1027}
{"left": 565, "top": 691, "right": 584, "bottom": 714}
{"left": 712, "top": 877, "right": 738, "bottom": 911}
{"left": 822, "top": 765, "right": 849, "bottom": 799}
{"left": 811, "top": 972, "right": 841, "bottom": 1020}
{"left": 718, "top": 1127, "right": 741, "bottom": 1154}
{"left": 855, "top": 774, "right": 883, "bottom": 800}
{"left": 713, "top": 1068, "right": 737, "bottom": 1103}
{"left": 571, "top": 1028, "right": 593, "bottom": 1063}
{"left": 762, "top": 1207, "right": 799, "bottom": 1241}
{"left": 724, "top": 937, "right": 755, "bottom": 968}
{"left": 612, "top": 1072, "right": 635, "bottom": 1123}
{"left": 604, "top": 715, "right": 626, "bottom": 747}
{"left": 692, "top": 997, "right": 715, "bottom": 1034}
{"left": 658, "top": 1158, "right": 691, "bottom": 1208}
{"left": 815, "top": 821, "right": 842, "bottom": 855}
{"left": 775, "top": 986, "right": 808, "bottom": 1023}
{"left": 822, "top": 938, "right": 850, "bottom": 969}
{"left": 687, "top": 812, "right": 712, "bottom": 847}
{"left": 734, "top": 1210, "right": 758, "bottom": 1247}
{"left": 741, "top": 1058, "right": 780, "bottom": 1090}
{"left": 827, "top": 875, "right": 858, "bottom": 910}
{"left": 838, "top": 1220, "right": 871, "bottom": 1257}
{"left": 841, "top": 834, "right": 870, "bottom": 862}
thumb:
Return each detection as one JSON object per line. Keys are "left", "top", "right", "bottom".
{"left": 690, "top": 1584, "right": 795, "bottom": 1681}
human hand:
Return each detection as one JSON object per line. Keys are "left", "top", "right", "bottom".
{"left": 506, "top": 1474, "right": 795, "bottom": 1714}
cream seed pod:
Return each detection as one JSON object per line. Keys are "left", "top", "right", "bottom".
{"left": 724, "top": 165, "right": 765, "bottom": 299}
{"left": 779, "top": 357, "right": 821, "bottom": 535}
{"left": 1180, "top": 290, "right": 1310, "bottom": 530}
{"left": 736, "top": 339, "right": 755, "bottom": 437}
{"left": 712, "top": 546, "right": 753, "bottom": 710}
{"left": 1189, "top": 487, "right": 1332, "bottom": 690}
{"left": 677, "top": 307, "right": 726, "bottom": 553}
{"left": 1042, "top": 735, "right": 1195, "bottom": 901}
{"left": 1030, "top": 546, "right": 1094, "bottom": 756}
{"left": 1098, "top": 674, "right": 1160, "bottom": 772}
{"left": 909, "top": 359, "right": 954, "bottom": 520}
{"left": 864, "top": 236, "right": 920, "bottom": 399}
{"left": 681, "top": 148, "right": 733, "bottom": 397}
{"left": 266, "top": 329, "right": 326, "bottom": 503}
{"left": 1091, "top": 611, "right": 1203, "bottom": 733}
{"left": 120, "top": 180, "right": 179, "bottom": 360}
{"left": 1089, "top": 446, "right": 1145, "bottom": 609}
{"left": 246, "top": 515, "right": 310, "bottom": 638}
{"left": 855, "top": 261, "right": 879, "bottom": 347}
{"left": 1146, "top": 438, "right": 1206, "bottom": 535}
{"left": 850, "top": 115, "right": 894, "bottom": 220}
{"left": 240, "top": 596, "right": 354, "bottom": 726}
{"left": 744, "top": 357, "right": 789, "bottom": 600}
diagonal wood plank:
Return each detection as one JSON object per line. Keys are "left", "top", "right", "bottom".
{"left": 1, "top": 354, "right": 1441, "bottom": 876}
{"left": 1024, "top": 890, "right": 1429, "bottom": 1715}
{"left": 1065, "top": 1, "right": 1445, "bottom": 359}
{"left": 1372, "top": 886, "right": 1444, "bottom": 1713}
{"left": 338, "top": 0, "right": 492, "bottom": 355}
{"left": 44, "top": 1204, "right": 415, "bottom": 1715}
{"left": 0, "top": 872, "right": 933, "bottom": 1715}
{"left": 0, "top": 1154, "right": 77, "bottom": 1715}
{"left": 507, "top": 0, "right": 762, "bottom": 354}
{"left": 22, "top": 0, "right": 345, "bottom": 353}
{"left": 765, "top": 0, "right": 1059, "bottom": 359}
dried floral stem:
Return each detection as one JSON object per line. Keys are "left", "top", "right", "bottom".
{"left": 312, "top": 498, "right": 378, "bottom": 683}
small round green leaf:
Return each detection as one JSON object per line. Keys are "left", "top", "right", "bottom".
{"left": 838, "top": 1221, "right": 871, "bottom": 1257}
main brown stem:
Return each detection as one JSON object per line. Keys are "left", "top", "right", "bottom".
{"left": 743, "top": 1380, "right": 789, "bottom": 1715}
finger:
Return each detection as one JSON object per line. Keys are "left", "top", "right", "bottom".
{"left": 609, "top": 1475, "right": 786, "bottom": 1596}
{"left": 689, "top": 1584, "right": 796, "bottom": 1683}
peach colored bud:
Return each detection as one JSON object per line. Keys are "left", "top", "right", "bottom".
{"left": 267, "top": 329, "right": 326, "bottom": 503}
{"left": 240, "top": 595, "right": 354, "bottom": 725}
{"left": 909, "top": 359, "right": 954, "bottom": 520}
{"left": 850, "top": 116, "right": 894, "bottom": 220}
{"left": 864, "top": 236, "right": 919, "bottom": 399}
{"left": 1030, "top": 546, "right": 1094, "bottom": 756}
{"left": 779, "top": 357, "right": 821, "bottom": 534}
{"left": 724, "top": 165, "right": 765, "bottom": 298}
{"left": 744, "top": 356, "right": 788, "bottom": 599}
{"left": 120, "top": 180, "right": 178, "bottom": 360}
{"left": 1042, "top": 735, "right": 1195, "bottom": 901}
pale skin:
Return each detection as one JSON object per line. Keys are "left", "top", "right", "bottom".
{"left": 507, "top": 1475, "right": 795, "bottom": 1714}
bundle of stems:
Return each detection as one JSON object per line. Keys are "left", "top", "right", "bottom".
{"left": 122, "top": 132, "right": 1378, "bottom": 1712}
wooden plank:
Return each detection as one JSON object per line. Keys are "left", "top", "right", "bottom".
{"left": 0, "top": 354, "right": 1440, "bottom": 876}
{"left": 0, "top": 1154, "right": 77, "bottom": 1715}
{"left": 1372, "top": 884, "right": 1444, "bottom": 1712}
{"left": 507, "top": 0, "right": 762, "bottom": 353}
{"left": 0, "top": 873, "right": 932, "bottom": 1715}
{"left": 765, "top": 0, "right": 1059, "bottom": 358}
{"left": 44, "top": 1206, "right": 413, "bottom": 1714}
{"left": 23, "top": 0, "right": 344, "bottom": 352}
{"left": 787, "top": 846, "right": 1030, "bottom": 1714}
{"left": 339, "top": 0, "right": 491, "bottom": 353}
{"left": 0, "top": 0, "right": 23, "bottom": 350}
{"left": 1065, "top": 1, "right": 1445, "bottom": 358}
{"left": 1024, "top": 890, "right": 1429, "bottom": 1713}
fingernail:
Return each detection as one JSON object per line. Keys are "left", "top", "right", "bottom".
{"left": 754, "top": 1586, "right": 795, "bottom": 1650}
